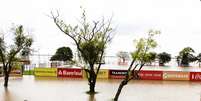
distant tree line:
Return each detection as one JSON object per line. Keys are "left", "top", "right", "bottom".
{"left": 117, "top": 47, "right": 201, "bottom": 67}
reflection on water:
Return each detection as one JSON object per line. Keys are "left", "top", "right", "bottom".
{"left": 88, "top": 93, "right": 96, "bottom": 101}
{"left": 3, "top": 88, "right": 11, "bottom": 101}
{"left": 1, "top": 76, "right": 201, "bottom": 101}
{"left": 1, "top": 88, "right": 22, "bottom": 101}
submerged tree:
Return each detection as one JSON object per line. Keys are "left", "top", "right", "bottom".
{"left": 50, "top": 47, "right": 73, "bottom": 62}
{"left": 158, "top": 52, "right": 171, "bottom": 66}
{"left": 114, "top": 30, "right": 160, "bottom": 101}
{"left": 51, "top": 10, "right": 114, "bottom": 93}
{"left": 116, "top": 51, "right": 130, "bottom": 63}
{"left": 0, "top": 25, "right": 33, "bottom": 87}
{"left": 145, "top": 52, "right": 157, "bottom": 65}
{"left": 177, "top": 47, "right": 196, "bottom": 67}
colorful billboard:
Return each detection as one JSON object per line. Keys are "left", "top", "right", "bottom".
{"left": 10, "top": 62, "right": 23, "bottom": 77}
{"left": 34, "top": 68, "right": 57, "bottom": 77}
{"left": 10, "top": 69, "right": 22, "bottom": 77}
{"left": 57, "top": 68, "right": 82, "bottom": 78}
{"left": 190, "top": 72, "right": 201, "bottom": 81}
{"left": 109, "top": 70, "right": 127, "bottom": 79}
{"left": 138, "top": 70, "right": 163, "bottom": 80}
{"left": 82, "top": 69, "right": 109, "bottom": 79}
{"left": 163, "top": 71, "right": 189, "bottom": 81}
{"left": 97, "top": 69, "right": 109, "bottom": 79}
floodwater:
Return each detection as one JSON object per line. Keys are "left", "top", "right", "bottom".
{"left": 1, "top": 76, "right": 201, "bottom": 101}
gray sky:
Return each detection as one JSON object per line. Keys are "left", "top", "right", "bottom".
{"left": 1, "top": 0, "right": 201, "bottom": 63}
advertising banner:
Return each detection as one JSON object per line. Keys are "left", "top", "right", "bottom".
{"left": 97, "top": 69, "right": 109, "bottom": 79}
{"left": 163, "top": 71, "right": 189, "bottom": 81}
{"left": 10, "top": 63, "right": 23, "bottom": 77}
{"left": 138, "top": 70, "right": 163, "bottom": 80}
{"left": 82, "top": 69, "right": 108, "bottom": 79}
{"left": 34, "top": 68, "right": 57, "bottom": 77}
{"left": 190, "top": 72, "right": 201, "bottom": 81}
{"left": 109, "top": 70, "right": 127, "bottom": 79}
{"left": 10, "top": 69, "right": 22, "bottom": 77}
{"left": 57, "top": 68, "right": 82, "bottom": 78}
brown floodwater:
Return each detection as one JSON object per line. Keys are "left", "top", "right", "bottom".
{"left": 1, "top": 76, "right": 201, "bottom": 101}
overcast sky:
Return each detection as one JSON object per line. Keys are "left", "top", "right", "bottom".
{"left": 1, "top": 0, "right": 201, "bottom": 63}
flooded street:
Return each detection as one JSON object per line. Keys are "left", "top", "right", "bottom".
{"left": 1, "top": 76, "right": 201, "bottom": 101}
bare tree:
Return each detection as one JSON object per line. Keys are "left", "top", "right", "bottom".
{"left": 0, "top": 25, "right": 33, "bottom": 87}
{"left": 116, "top": 51, "right": 130, "bottom": 64}
{"left": 114, "top": 30, "right": 160, "bottom": 101}
{"left": 50, "top": 10, "right": 114, "bottom": 94}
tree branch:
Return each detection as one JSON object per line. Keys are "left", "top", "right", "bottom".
{"left": 51, "top": 14, "right": 85, "bottom": 56}
{"left": 95, "top": 50, "right": 104, "bottom": 77}
{"left": 0, "top": 50, "right": 6, "bottom": 68}
{"left": 89, "top": 21, "right": 98, "bottom": 41}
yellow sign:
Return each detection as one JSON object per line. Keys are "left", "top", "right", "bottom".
{"left": 97, "top": 69, "right": 109, "bottom": 79}
{"left": 34, "top": 68, "right": 57, "bottom": 77}
{"left": 163, "top": 71, "right": 189, "bottom": 81}
{"left": 82, "top": 69, "right": 109, "bottom": 79}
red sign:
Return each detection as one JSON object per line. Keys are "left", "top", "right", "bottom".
{"left": 109, "top": 70, "right": 127, "bottom": 79}
{"left": 190, "top": 72, "right": 201, "bottom": 81}
{"left": 57, "top": 68, "right": 82, "bottom": 78}
{"left": 138, "top": 70, "right": 163, "bottom": 80}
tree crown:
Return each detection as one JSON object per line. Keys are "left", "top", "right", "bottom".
{"left": 51, "top": 10, "right": 114, "bottom": 66}
{"left": 131, "top": 30, "right": 160, "bottom": 63}
{"left": 50, "top": 47, "right": 73, "bottom": 61}
{"left": 0, "top": 25, "right": 33, "bottom": 65}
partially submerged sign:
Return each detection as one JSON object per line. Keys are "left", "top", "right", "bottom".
{"left": 109, "top": 70, "right": 127, "bottom": 79}
{"left": 10, "top": 62, "right": 23, "bottom": 77}
{"left": 139, "top": 70, "right": 163, "bottom": 80}
{"left": 96, "top": 69, "right": 109, "bottom": 79}
{"left": 82, "top": 69, "right": 108, "bottom": 79}
{"left": 10, "top": 69, "right": 22, "bottom": 77}
{"left": 190, "top": 72, "right": 201, "bottom": 81}
{"left": 34, "top": 68, "right": 57, "bottom": 77}
{"left": 57, "top": 68, "right": 82, "bottom": 78}
{"left": 163, "top": 71, "right": 189, "bottom": 81}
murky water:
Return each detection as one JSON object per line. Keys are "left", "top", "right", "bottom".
{"left": 1, "top": 76, "right": 201, "bottom": 101}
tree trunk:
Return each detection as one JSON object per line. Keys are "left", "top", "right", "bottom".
{"left": 88, "top": 93, "right": 96, "bottom": 101}
{"left": 88, "top": 71, "right": 96, "bottom": 94}
{"left": 21, "top": 65, "right": 25, "bottom": 74}
{"left": 89, "top": 81, "right": 95, "bottom": 93}
{"left": 3, "top": 65, "right": 12, "bottom": 87}
{"left": 113, "top": 59, "right": 135, "bottom": 101}
{"left": 4, "top": 73, "right": 9, "bottom": 87}
{"left": 114, "top": 80, "right": 127, "bottom": 101}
